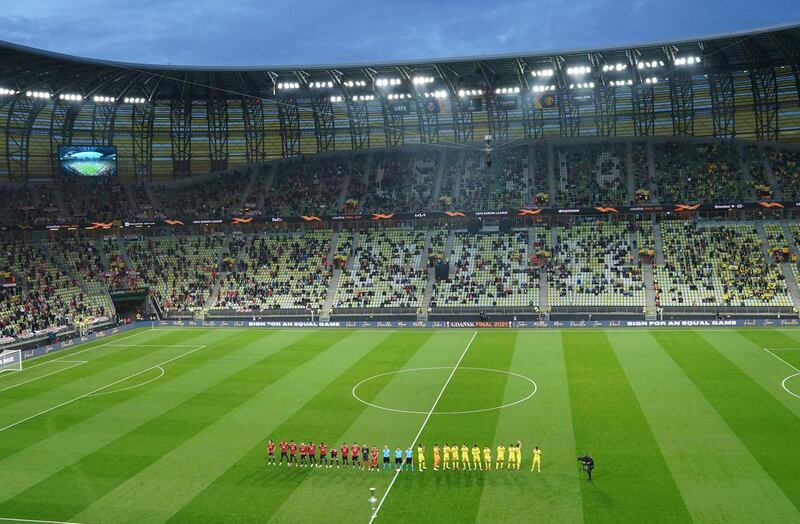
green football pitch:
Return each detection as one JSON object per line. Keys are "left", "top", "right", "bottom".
{"left": 2, "top": 327, "right": 800, "bottom": 524}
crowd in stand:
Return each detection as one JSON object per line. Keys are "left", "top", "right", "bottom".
{"left": 354, "top": 151, "right": 439, "bottom": 213}
{"left": 263, "top": 158, "right": 345, "bottom": 216}
{"left": 152, "top": 171, "right": 250, "bottom": 219}
{"left": 431, "top": 232, "right": 538, "bottom": 308}
{"left": 213, "top": 231, "right": 332, "bottom": 311}
{"left": 654, "top": 222, "right": 791, "bottom": 307}
{"left": 126, "top": 236, "right": 225, "bottom": 313}
{"left": 556, "top": 144, "right": 627, "bottom": 207}
{"left": 459, "top": 146, "right": 529, "bottom": 210}
{"left": 769, "top": 148, "right": 800, "bottom": 200}
{"left": 548, "top": 223, "right": 645, "bottom": 307}
{"left": 0, "top": 239, "right": 107, "bottom": 344}
{"left": 5, "top": 139, "right": 800, "bottom": 344}
{"left": 653, "top": 142, "right": 749, "bottom": 203}
{"left": 334, "top": 228, "right": 427, "bottom": 309}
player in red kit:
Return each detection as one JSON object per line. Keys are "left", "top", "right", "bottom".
{"left": 371, "top": 446, "right": 379, "bottom": 470}
{"left": 330, "top": 445, "right": 339, "bottom": 468}
{"left": 341, "top": 443, "right": 349, "bottom": 466}
{"left": 351, "top": 443, "right": 360, "bottom": 469}
{"left": 299, "top": 442, "right": 308, "bottom": 467}
{"left": 288, "top": 440, "right": 297, "bottom": 466}
{"left": 308, "top": 441, "right": 317, "bottom": 467}
{"left": 279, "top": 440, "right": 289, "bottom": 465}
{"left": 267, "top": 439, "right": 276, "bottom": 466}
{"left": 319, "top": 442, "right": 328, "bottom": 467}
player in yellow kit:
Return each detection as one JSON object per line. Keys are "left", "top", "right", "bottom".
{"left": 507, "top": 442, "right": 516, "bottom": 470}
{"left": 496, "top": 443, "right": 506, "bottom": 470}
{"left": 515, "top": 442, "right": 522, "bottom": 471}
{"left": 433, "top": 444, "right": 441, "bottom": 471}
{"left": 460, "top": 444, "right": 470, "bottom": 470}
{"left": 417, "top": 444, "right": 426, "bottom": 471}
{"left": 471, "top": 444, "right": 481, "bottom": 470}
{"left": 451, "top": 442, "right": 460, "bottom": 470}
{"left": 531, "top": 446, "right": 541, "bottom": 472}
{"left": 483, "top": 446, "right": 492, "bottom": 471}
{"left": 442, "top": 443, "right": 451, "bottom": 470}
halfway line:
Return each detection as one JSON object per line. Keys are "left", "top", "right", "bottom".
{"left": 368, "top": 330, "right": 478, "bottom": 523}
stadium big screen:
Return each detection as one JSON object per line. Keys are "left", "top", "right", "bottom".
{"left": 58, "top": 146, "right": 117, "bottom": 177}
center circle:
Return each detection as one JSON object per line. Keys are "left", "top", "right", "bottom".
{"left": 351, "top": 367, "right": 537, "bottom": 415}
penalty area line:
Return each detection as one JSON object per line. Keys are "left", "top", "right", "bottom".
{"left": 0, "top": 345, "right": 206, "bottom": 434}
{"left": 369, "top": 330, "right": 478, "bottom": 523}
{"left": 763, "top": 348, "right": 800, "bottom": 400}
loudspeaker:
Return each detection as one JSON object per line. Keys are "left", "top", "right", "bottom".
{"left": 435, "top": 261, "right": 450, "bottom": 281}
{"left": 499, "top": 218, "right": 511, "bottom": 233}
{"left": 468, "top": 218, "right": 482, "bottom": 233}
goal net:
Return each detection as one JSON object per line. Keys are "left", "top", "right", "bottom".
{"left": 0, "top": 349, "right": 22, "bottom": 372}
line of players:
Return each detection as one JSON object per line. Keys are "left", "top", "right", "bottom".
{"left": 267, "top": 440, "right": 543, "bottom": 472}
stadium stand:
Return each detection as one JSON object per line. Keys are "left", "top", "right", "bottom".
{"left": 353, "top": 150, "right": 439, "bottom": 213}
{"left": 653, "top": 142, "right": 749, "bottom": 203}
{"left": 459, "top": 146, "right": 529, "bottom": 210}
{"left": 654, "top": 222, "right": 792, "bottom": 308}
{"left": 264, "top": 157, "right": 345, "bottom": 216}
{"left": 126, "top": 236, "right": 226, "bottom": 313}
{"left": 213, "top": 231, "right": 332, "bottom": 311}
{"left": 768, "top": 148, "right": 800, "bottom": 200}
{"left": 549, "top": 223, "right": 645, "bottom": 308}
{"left": 333, "top": 227, "right": 427, "bottom": 310}
{"left": 152, "top": 171, "right": 249, "bottom": 219}
{"left": 0, "top": 239, "right": 108, "bottom": 342}
{"left": 555, "top": 143, "right": 627, "bottom": 206}
{"left": 430, "top": 231, "right": 538, "bottom": 308}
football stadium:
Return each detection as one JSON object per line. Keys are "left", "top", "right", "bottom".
{"left": 2, "top": 11, "right": 800, "bottom": 523}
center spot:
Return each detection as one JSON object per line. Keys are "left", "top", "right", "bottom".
{"left": 352, "top": 367, "right": 537, "bottom": 415}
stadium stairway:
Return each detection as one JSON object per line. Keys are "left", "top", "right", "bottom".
{"left": 429, "top": 149, "right": 448, "bottom": 203}
{"left": 335, "top": 174, "right": 351, "bottom": 211}
{"left": 653, "top": 223, "right": 666, "bottom": 265}
{"left": 255, "top": 164, "right": 276, "bottom": 210}
{"left": 642, "top": 264, "right": 658, "bottom": 319}
{"left": 122, "top": 185, "right": 139, "bottom": 212}
{"left": 144, "top": 184, "right": 160, "bottom": 212}
{"left": 345, "top": 231, "right": 359, "bottom": 270}
{"left": 546, "top": 142, "right": 557, "bottom": 205}
{"left": 449, "top": 150, "right": 466, "bottom": 202}
{"left": 94, "top": 237, "right": 112, "bottom": 272}
{"left": 736, "top": 142, "right": 759, "bottom": 201}
{"left": 444, "top": 228, "right": 456, "bottom": 278}
{"left": 762, "top": 146, "right": 783, "bottom": 199}
{"left": 755, "top": 222, "right": 773, "bottom": 260}
{"left": 321, "top": 231, "right": 342, "bottom": 321}
{"left": 625, "top": 141, "right": 636, "bottom": 203}
{"left": 237, "top": 167, "right": 260, "bottom": 208}
{"left": 646, "top": 141, "right": 659, "bottom": 203}
{"left": 354, "top": 153, "right": 374, "bottom": 213}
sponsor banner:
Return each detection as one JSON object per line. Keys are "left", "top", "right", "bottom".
{"left": 155, "top": 318, "right": 798, "bottom": 329}
{"left": 9, "top": 318, "right": 798, "bottom": 360}
{"left": 19, "top": 200, "right": 800, "bottom": 231}
{"left": 15, "top": 323, "right": 134, "bottom": 361}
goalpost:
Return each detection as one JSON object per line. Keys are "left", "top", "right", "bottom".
{"left": 0, "top": 349, "right": 22, "bottom": 372}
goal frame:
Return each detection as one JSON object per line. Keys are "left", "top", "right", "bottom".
{"left": 0, "top": 349, "right": 22, "bottom": 372}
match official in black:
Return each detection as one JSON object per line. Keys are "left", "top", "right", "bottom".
{"left": 578, "top": 454, "right": 594, "bottom": 481}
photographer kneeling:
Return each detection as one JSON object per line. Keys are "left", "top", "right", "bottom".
{"left": 577, "top": 454, "right": 594, "bottom": 481}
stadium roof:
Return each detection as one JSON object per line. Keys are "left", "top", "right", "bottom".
{"left": 1, "top": 23, "right": 799, "bottom": 101}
